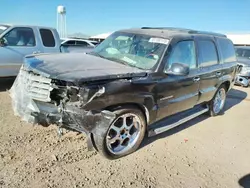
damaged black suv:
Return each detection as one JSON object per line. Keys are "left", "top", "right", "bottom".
{"left": 10, "top": 27, "right": 237, "bottom": 159}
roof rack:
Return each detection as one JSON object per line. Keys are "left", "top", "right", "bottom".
{"left": 141, "top": 27, "right": 194, "bottom": 32}
{"left": 141, "top": 27, "right": 226, "bottom": 37}
{"left": 188, "top": 30, "right": 226, "bottom": 37}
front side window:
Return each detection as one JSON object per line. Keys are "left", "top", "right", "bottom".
{"left": 76, "top": 41, "right": 89, "bottom": 46}
{"left": 92, "top": 32, "right": 168, "bottom": 70}
{"left": 198, "top": 40, "right": 218, "bottom": 67}
{"left": 64, "top": 40, "right": 76, "bottom": 45}
{"left": 166, "top": 40, "right": 196, "bottom": 70}
{"left": 2, "top": 27, "right": 35, "bottom": 46}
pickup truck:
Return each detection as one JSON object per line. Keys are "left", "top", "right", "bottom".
{"left": 0, "top": 24, "right": 61, "bottom": 77}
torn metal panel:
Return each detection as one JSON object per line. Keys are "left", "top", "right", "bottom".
{"left": 235, "top": 76, "right": 249, "bottom": 87}
{"left": 9, "top": 66, "right": 116, "bottom": 137}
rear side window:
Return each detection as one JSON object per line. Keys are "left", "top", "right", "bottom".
{"left": 39, "top": 29, "right": 55, "bottom": 47}
{"left": 198, "top": 40, "right": 218, "bottom": 67}
{"left": 217, "top": 38, "right": 236, "bottom": 63}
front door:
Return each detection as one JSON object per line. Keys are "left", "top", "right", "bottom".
{"left": 0, "top": 27, "right": 39, "bottom": 77}
{"left": 156, "top": 40, "right": 200, "bottom": 121}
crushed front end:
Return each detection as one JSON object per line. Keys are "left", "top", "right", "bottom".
{"left": 235, "top": 63, "right": 250, "bottom": 87}
{"left": 9, "top": 65, "right": 116, "bottom": 142}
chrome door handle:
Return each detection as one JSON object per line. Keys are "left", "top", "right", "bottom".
{"left": 193, "top": 77, "right": 200, "bottom": 82}
{"left": 33, "top": 51, "right": 40, "bottom": 54}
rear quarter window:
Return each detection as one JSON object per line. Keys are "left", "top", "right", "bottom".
{"left": 217, "top": 38, "right": 236, "bottom": 63}
{"left": 39, "top": 29, "right": 55, "bottom": 47}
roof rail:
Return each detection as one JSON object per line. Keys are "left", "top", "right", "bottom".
{"left": 141, "top": 27, "right": 226, "bottom": 37}
{"left": 141, "top": 27, "right": 194, "bottom": 32}
{"left": 188, "top": 30, "right": 226, "bottom": 37}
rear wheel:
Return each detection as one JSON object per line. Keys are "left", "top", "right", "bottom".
{"left": 208, "top": 85, "right": 227, "bottom": 116}
{"left": 93, "top": 107, "right": 146, "bottom": 159}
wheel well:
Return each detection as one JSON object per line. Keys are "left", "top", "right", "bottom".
{"left": 222, "top": 81, "right": 230, "bottom": 92}
{"left": 105, "top": 103, "right": 149, "bottom": 124}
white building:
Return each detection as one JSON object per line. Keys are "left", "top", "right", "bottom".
{"left": 226, "top": 33, "right": 250, "bottom": 46}
{"left": 89, "top": 32, "right": 112, "bottom": 42}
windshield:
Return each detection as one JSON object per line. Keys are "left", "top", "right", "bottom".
{"left": 92, "top": 31, "right": 169, "bottom": 70}
{"left": 0, "top": 25, "right": 9, "bottom": 35}
{"left": 235, "top": 47, "right": 250, "bottom": 59}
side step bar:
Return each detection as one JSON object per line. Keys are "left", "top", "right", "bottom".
{"left": 148, "top": 106, "right": 209, "bottom": 137}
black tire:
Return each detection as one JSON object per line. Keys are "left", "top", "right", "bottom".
{"left": 93, "top": 107, "right": 146, "bottom": 160}
{"left": 208, "top": 85, "right": 227, "bottom": 116}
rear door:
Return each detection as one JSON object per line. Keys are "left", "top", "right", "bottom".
{"left": 0, "top": 27, "right": 39, "bottom": 77}
{"left": 216, "top": 37, "right": 237, "bottom": 86}
{"left": 195, "top": 36, "right": 223, "bottom": 103}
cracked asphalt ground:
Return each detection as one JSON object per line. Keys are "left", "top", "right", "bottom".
{"left": 0, "top": 78, "right": 250, "bottom": 188}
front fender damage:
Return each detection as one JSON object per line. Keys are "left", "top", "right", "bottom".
{"left": 9, "top": 67, "right": 116, "bottom": 150}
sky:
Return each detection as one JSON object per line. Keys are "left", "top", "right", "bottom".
{"left": 0, "top": 0, "right": 250, "bottom": 36}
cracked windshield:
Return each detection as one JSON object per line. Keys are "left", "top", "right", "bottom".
{"left": 93, "top": 32, "right": 168, "bottom": 69}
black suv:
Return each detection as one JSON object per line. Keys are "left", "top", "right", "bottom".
{"left": 10, "top": 27, "right": 237, "bottom": 159}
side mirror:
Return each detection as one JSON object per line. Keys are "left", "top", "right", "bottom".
{"left": 166, "top": 62, "right": 190, "bottom": 76}
{"left": 0, "top": 38, "right": 6, "bottom": 47}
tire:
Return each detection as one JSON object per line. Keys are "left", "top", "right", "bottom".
{"left": 93, "top": 107, "right": 146, "bottom": 159}
{"left": 208, "top": 85, "right": 227, "bottom": 116}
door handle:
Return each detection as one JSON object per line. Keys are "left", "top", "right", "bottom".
{"left": 216, "top": 71, "right": 222, "bottom": 76}
{"left": 193, "top": 76, "right": 200, "bottom": 82}
{"left": 33, "top": 51, "right": 40, "bottom": 54}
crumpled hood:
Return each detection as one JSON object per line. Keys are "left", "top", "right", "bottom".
{"left": 24, "top": 53, "right": 147, "bottom": 84}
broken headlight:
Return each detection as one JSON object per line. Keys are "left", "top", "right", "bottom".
{"left": 68, "top": 86, "right": 105, "bottom": 104}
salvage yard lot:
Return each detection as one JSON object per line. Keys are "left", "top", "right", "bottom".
{"left": 0, "top": 79, "right": 250, "bottom": 188}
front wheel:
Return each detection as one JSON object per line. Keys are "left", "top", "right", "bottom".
{"left": 208, "top": 85, "right": 227, "bottom": 116}
{"left": 93, "top": 107, "right": 146, "bottom": 159}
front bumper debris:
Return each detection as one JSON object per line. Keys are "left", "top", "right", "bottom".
{"left": 235, "top": 76, "right": 249, "bottom": 87}
{"left": 9, "top": 66, "right": 116, "bottom": 142}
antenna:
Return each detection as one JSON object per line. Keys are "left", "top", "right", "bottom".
{"left": 57, "top": 5, "right": 67, "bottom": 38}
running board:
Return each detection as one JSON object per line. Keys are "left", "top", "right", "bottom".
{"left": 148, "top": 106, "right": 209, "bottom": 137}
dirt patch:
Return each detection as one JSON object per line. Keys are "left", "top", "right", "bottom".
{"left": 0, "top": 86, "right": 250, "bottom": 188}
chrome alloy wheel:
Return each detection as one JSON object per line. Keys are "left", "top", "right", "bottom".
{"left": 106, "top": 113, "right": 143, "bottom": 155}
{"left": 213, "top": 88, "right": 226, "bottom": 114}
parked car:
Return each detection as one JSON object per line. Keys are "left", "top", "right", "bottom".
{"left": 234, "top": 46, "right": 250, "bottom": 87}
{"left": 0, "top": 24, "right": 61, "bottom": 77}
{"left": 10, "top": 27, "right": 238, "bottom": 159}
{"left": 60, "top": 38, "right": 99, "bottom": 53}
